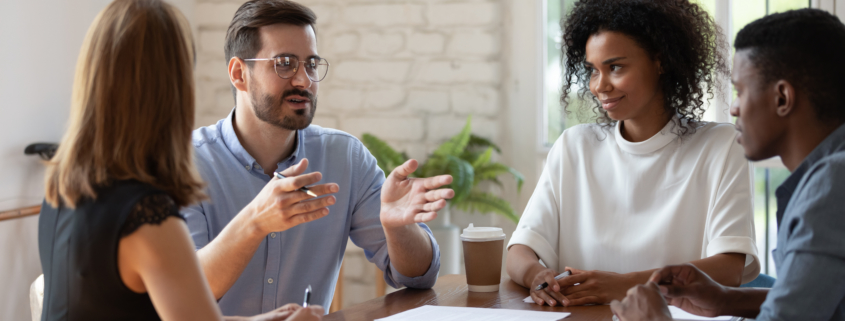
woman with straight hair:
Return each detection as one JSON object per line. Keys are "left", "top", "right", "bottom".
{"left": 507, "top": 0, "right": 760, "bottom": 307}
{"left": 38, "top": 0, "right": 321, "bottom": 320}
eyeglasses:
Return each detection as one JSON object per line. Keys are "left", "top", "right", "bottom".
{"left": 243, "top": 56, "right": 330, "bottom": 82}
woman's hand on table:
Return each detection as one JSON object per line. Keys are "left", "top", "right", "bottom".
{"left": 557, "top": 267, "right": 639, "bottom": 306}
{"left": 526, "top": 266, "right": 570, "bottom": 307}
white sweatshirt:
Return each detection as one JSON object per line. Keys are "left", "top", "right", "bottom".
{"left": 509, "top": 119, "right": 760, "bottom": 283}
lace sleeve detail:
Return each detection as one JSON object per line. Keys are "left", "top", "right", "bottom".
{"left": 120, "top": 193, "right": 185, "bottom": 237}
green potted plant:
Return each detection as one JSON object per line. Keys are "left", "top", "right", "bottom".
{"left": 362, "top": 116, "right": 524, "bottom": 275}
{"left": 362, "top": 116, "right": 524, "bottom": 222}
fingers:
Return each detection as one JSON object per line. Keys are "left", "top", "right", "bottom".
{"left": 565, "top": 267, "right": 586, "bottom": 275}
{"left": 279, "top": 158, "right": 309, "bottom": 178}
{"left": 278, "top": 303, "right": 302, "bottom": 312}
{"left": 412, "top": 212, "right": 437, "bottom": 223}
{"left": 566, "top": 295, "right": 601, "bottom": 306}
{"left": 422, "top": 189, "right": 455, "bottom": 202}
{"left": 533, "top": 288, "right": 558, "bottom": 306}
{"left": 275, "top": 172, "right": 323, "bottom": 193}
{"left": 557, "top": 271, "right": 589, "bottom": 288}
{"left": 288, "top": 305, "right": 324, "bottom": 321}
{"left": 389, "top": 159, "right": 419, "bottom": 181}
{"left": 287, "top": 207, "right": 331, "bottom": 226}
{"left": 610, "top": 299, "right": 626, "bottom": 320}
{"left": 545, "top": 289, "right": 569, "bottom": 306}
{"left": 289, "top": 195, "right": 337, "bottom": 214}
{"left": 422, "top": 199, "right": 448, "bottom": 212}
{"left": 421, "top": 174, "right": 453, "bottom": 190}
{"left": 280, "top": 183, "right": 339, "bottom": 206}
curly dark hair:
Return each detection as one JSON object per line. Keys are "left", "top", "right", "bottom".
{"left": 735, "top": 9, "right": 845, "bottom": 127}
{"left": 561, "top": 0, "right": 728, "bottom": 136}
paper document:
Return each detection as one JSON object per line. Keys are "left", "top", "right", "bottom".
{"left": 375, "top": 305, "right": 571, "bottom": 321}
{"left": 669, "top": 306, "right": 732, "bottom": 320}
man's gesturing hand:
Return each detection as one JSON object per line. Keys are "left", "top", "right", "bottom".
{"left": 247, "top": 158, "right": 339, "bottom": 236}
{"left": 380, "top": 159, "right": 454, "bottom": 229}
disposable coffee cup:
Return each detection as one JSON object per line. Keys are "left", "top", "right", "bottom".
{"left": 460, "top": 223, "right": 506, "bottom": 292}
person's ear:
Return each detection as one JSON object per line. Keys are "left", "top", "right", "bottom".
{"left": 228, "top": 57, "right": 249, "bottom": 93}
{"left": 774, "top": 80, "right": 795, "bottom": 117}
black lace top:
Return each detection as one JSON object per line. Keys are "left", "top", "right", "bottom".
{"left": 120, "top": 193, "right": 185, "bottom": 237}
{"left": 39, "top": 180, "right": 178, "bottom": 321}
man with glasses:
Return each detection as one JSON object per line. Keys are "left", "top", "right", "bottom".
{"left": 182, "top": 0, "right": 452, "bottom": 316}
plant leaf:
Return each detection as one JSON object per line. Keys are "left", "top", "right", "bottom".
{"left": 432, "top": 116, "right": 472, "bottom": 158}
{"left": 445, "top": 155, "right": 474, "bottom": 203}
{"left": 471, "top": 147, "right": 494, "bottom": 168}
{"left": 467, "top": 134, "right": 501, "bottom": 153}
{"left": 362, "top": 133, "right": 407, "bottom": 176}
{"left": 474, "top": 162, "right": 525, "bottom": 192}
{"left": 453, "top": 191, "right": 519, "bottom": 223}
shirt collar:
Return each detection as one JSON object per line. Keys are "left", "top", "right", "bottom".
{"left": 614, "top": 116, "right": 679, "bottom": 154}
{"left": 220, "top": 108, "right": 306, "bottom": 172}
{"left": 775, "top": 122, "right": 845, "bottom": 226}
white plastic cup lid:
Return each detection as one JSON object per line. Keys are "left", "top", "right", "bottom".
{"left": 460, "top": 223, "right": 506, "bottom": 241}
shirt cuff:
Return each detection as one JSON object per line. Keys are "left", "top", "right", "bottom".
{"left": 385, "top": 223, "right": 441, "bottom": 289}
{"left": 507, "top": 228, "right": 559, "bottom": 272}
{"left": 706, "top": 235, "right": 761, "bottom": 284}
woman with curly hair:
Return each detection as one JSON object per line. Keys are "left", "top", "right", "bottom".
{"left": 506, "top": 0, "right": 760, "bottom": 307}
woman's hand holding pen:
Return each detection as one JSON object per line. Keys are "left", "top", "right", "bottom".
{"left": 526, "top": 265, "right": 570, "bottom": 307}
{"left": 246, "top": 158, "right": 339, "bottom": 236}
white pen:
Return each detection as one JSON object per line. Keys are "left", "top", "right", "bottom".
{"left": 274, "top": 172, "right": 318, "bottom": 197}
{"left": 534, "top": 270, "right": 572, "bottom": 291}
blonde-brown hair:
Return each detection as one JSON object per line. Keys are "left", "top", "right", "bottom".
{"left": 45, "top": 0, "right": 205, "bottom": 208}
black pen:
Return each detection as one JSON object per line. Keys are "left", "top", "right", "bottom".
{"left": 303, "top": 284, "right": 312, "bottom": 308}
{"left": 534, "top": 270, "right": 571, "bottom": 291}
{"left": 274, "top": 172, "right": 317, "bottom": 197}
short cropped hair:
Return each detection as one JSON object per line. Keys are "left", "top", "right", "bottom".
{"left": 224, "top": 0, "right": 316, "bottom": 99}
{"left": 735, "top": 8, "right": 845, "bottom": 125}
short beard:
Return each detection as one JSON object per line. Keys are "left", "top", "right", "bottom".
{"left": 249, "top": 82, "right": 317, "bottom": 130}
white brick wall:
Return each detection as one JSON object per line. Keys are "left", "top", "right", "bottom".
{"left": 192, "top": 0, "right": 506, "bottom": 309}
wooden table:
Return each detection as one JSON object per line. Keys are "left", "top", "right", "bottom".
{"left": 324, "top": 274, "right": 613, "bottom": 321}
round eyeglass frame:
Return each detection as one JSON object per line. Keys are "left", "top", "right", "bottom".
{"left": 243, "top": 56, "right": 330, "bottom": 82}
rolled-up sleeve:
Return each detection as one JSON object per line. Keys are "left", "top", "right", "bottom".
{"left": 758, "top": 160, "right": 845, "bottom": 321}
{"left": 705, "top": 136, "right": 760, "bottom": 284}
{"left": 508, "top": 136, "right": 562, "bottom": 272}
{"left": 181, "top": 202, "right": 211, "bottom": 250}
{"left": 347, "top": 142, "right": 440, "bottom": 289}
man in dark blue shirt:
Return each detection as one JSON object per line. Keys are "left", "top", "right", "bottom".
{"left": 609, "top": 8, "right": 845, "bottom": 321}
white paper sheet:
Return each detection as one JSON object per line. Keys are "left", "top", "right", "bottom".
{"left": 375, "top": 305, "right": 571, "bottom": 321}
{"left": 669, "top": 306, "right": 732, "bottom": 320}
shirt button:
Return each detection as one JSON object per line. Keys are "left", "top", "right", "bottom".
{"left": 244, "top": 165, "right": 250, "bottom": 170}
{"left": 268, "top": 278, "right": 274, "bottom": 284}
{"left": 270, "top": 232, "right": 276, "bottom": 238}
{"left": 254, "top": 164, "right": 260, "bottom": 169}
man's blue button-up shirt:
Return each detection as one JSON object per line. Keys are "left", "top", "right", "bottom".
{"left": 758, "top": 123, "right": 845, "bottom": 320}
{"left": 182, "top": 110, "right": 440, "bottom": 316}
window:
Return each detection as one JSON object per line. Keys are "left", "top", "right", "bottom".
{"left": 541, "top": 0, "right": 818, "bottom": 278}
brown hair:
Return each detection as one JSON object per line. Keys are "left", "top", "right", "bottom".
{"left": 45, "top": 0, "right": 205, "bottom": 208}
{"left": 224, "top": 0, "right": 317, "bottom": 98}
